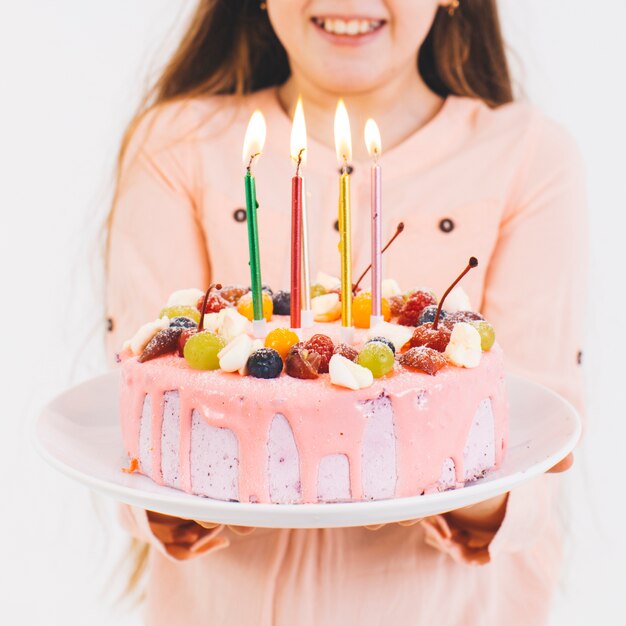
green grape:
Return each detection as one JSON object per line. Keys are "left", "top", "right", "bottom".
{"left": 310, "top": 283, "right": 327, "bottom": 299}
{"left": 470, "top": 321, "right": 495, "bottom": 351}
{"left": 183, "top": 331, "right": 225, "bottom": 370}
{"left": 357, "top": 342, "right": 395, "bottom": 378}
{"left": 160, "top": 305, "right": 201, "bottom": 324}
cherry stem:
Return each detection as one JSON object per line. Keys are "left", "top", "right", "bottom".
{"left": 352, "top": 222, "right": 405, "bottom": 295}
{"left": 197, "top": 283, "right": 223, "bottom": 332}
{"left": 433, "top": 257, "right": 478, "bottom": 330}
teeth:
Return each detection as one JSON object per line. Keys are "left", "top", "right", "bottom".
{"left": 315, "top": 17, "right": 383, "bottom": 36}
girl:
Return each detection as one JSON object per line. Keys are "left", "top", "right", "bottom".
{"left": 106, "top": 1, "right": 585, "bottom": 624}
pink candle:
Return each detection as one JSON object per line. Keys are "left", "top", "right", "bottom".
{"left": 365, "top": 119, "right": 383, "bottom": 323}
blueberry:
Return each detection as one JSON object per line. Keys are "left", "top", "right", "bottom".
{"left": 272, "top": 290, "right": 291, "bottom": 316}
{"left": 366, "top": 336, "right": 396, "bottom": 355}
{"left": 418, "top": 305, "right": 447, "bottom": 326}
{"left": 169, "top": 316, "right": 198, "bottom": 329}
{"left": 262, "top": 284, "right": 273, "bottom": 295}
{"left": 247, "top": 348, "right": 283, "bottom": 379}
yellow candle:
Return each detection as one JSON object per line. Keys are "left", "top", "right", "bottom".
{"left": 334, "top": 99, "right": 353, "bottom": 337}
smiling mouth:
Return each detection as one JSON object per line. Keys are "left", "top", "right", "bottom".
{"left": 311, "top": 16, "right": 386, "bottom": 38}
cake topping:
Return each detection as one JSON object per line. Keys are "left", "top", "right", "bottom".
{"left": 315, "top": 271, "right": 341, "bottom": 292}
{"left": 333, "top": 342, "right": 359, "bottom": 362}
{"left": 444, "top": 286, "right": 472, "bottom": 313}
{"left": 159, "top": 305, "right": 200, "bottom": 324}
{"left": 444, "top": 322, "right": 482, "bottom": 368}
{"left": 265, "top": 327, "right": 300, "bottom": 359}
{"left": 169, "top": 316, "right": 198, "bottom": 329}
{"left": 357, "top": 341, "right": 395, "bottom": 378}
{"left": 271, "top": 290, "right": 292, "bottom": 316}
{"left": 218, "top": 333, "right": 255, "bottom": 373}
{"left": 237, "top": 291, "right": 273, "bottom": 322}
{"left": 218, "top": 308, "right": 250, "bottom": 344}
{"left": 166, "top": 288, "right": 205, "bottom": 308}
{"left": 329, "top": 354, "right": 374, "bottom": 390}
{"left": 469, "top": 320, "right": 495, "bottom": 352}
{"left": 311, "top": 292, "right": 341, "bottom": 322}
{"left": 404, "top": 322, "right": 452, "bottom": 353}
{"left": 367, "top": 321, "right": 413, "bottom": 353}
{"left": 366, "top": 336, "right": 396, "bottom": 355}
{"left": 304, "top": 334, "right": 335, "bottom": 373}
{"left": 400, "top": 346, "right": 448, "bottom": 376}
{"left": 183, "top": 331, "right": 225, "bottom": 370}
{"left": 247, "top": 348, "right": 284, "bottom": 379}
{"left": 285, "top": 345, "right": 321, "bottom": 379}
{"left": 381, "top": 278, "right": 402, "bottom": 299}
{"left": 123, "top": 316, "right": 170, "bottom": 355}
{"left": 398, "top": 290, "right": 437, "bottom": 326}
{"left": 139, "top": 327, "right": 183, "bottom": 363}
{"left": 417, "top": 304, "right": 446, "bottom": 326}
{"left": 433, "top": 257, "right": 478, "bottom": 330}
{"left": 352, "top": 290, "right": 391, "bottom": 328}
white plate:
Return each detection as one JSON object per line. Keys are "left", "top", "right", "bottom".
{"left": 33, "top": 371, "right": 581, "bottom": 529}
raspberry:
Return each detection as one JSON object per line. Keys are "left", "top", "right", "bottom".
{"left": 304, "top": 334, "right": 334, "bottom": 373}
{"left": 406, "top": 322, "right": 451, "bottom": 353}
{"left": 397, "top": 290, "right": 437, "bottom": 326}
{"left": 400, "top": 347, "right": 447, "bottom": 375}
{"left": 389, "top": 295, "right": 405, "bottom": 317}
{"left": 333, "top": 343, "right": 358, "bottom": 362}
{"left": 196, "top": 293, "right": 229, "bottom": 314}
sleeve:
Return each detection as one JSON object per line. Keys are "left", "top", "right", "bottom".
{"left": 119, "top": 505, "right": 231, "bottom": 561}
{"left": 422, "top": 111, "right": 588, "bottom": 564}
{"left": 108, "top": 105, "right": 223, "bottom": 559}
{"left": 106, "top": 103, "right": 211, "bottom": 361}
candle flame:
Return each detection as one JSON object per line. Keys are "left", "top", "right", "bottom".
{"left": 242, "top": 110, "right": 266, "bottom": 168}
{"left": 290, "top": 96, "right": 307, "bottom": 167}
{"left": 364, "top": 118, "right": 382, "bottom": 158}
{"left": 334, "top": 99, "right": 352, "bottom": 166}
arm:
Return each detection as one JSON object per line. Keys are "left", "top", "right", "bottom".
{"left": 422, "top": 111, "right": 587, "bottom": 564}
{"left": 108, "top": 104, "right": 228, "bottom": 559}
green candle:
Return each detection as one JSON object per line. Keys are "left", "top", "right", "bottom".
{"left": 242, "top": 110, "right": 267, "bottom": 325}
{"left": 244, "top": 168, "right": 263, "bottom": 321}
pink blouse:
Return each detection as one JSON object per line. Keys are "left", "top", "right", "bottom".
{"left": 107, "top": 87, "right": 586, "bottom": 626}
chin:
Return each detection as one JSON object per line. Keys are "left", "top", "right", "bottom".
{"left": 306, "top": 60, "right": 390, "bottom": 95}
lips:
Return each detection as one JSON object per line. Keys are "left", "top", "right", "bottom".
{"left": 310, "top": 16, "right": 386, "bottom": 39}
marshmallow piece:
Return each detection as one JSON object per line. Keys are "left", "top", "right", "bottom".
{"left": 218, "top": 334, "right": 254, "bottom": 373}
{"left": 444, "top": 286, "right": 472, "bottom": 313}
{"left": 367, "top": 321, "right": 413, "bottom": 353}
{"left": 381, "top": 278, "right": 402, "bottom": 299}
{"left": 329, "top": 354, "right": 374, "bottom": 390}
{"left": 202, "top": 312, "right": 222, "bottom": 333}
{"left": 312, "top": 293, "right": 342, "bottom": 322}
{"left": 123, "top": 316, "right": 170, "bottom": 355}
{"left": 166, "top": 288, "right": 205, "bottom": 308}
{"left": 444, "top": 322, "right": 482, "bottom": 368}
{"left": 315, "top": 271, "right": 341, "bottom": 291}
{"left": 239, "top": 339, "right": 265, "bottom": 375}
{"left": 219, "top": 308, "right": 250, "bottom": 344}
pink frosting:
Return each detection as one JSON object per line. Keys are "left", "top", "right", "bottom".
{"left": 119, "top": 321, "right": 508, "bottom": 504}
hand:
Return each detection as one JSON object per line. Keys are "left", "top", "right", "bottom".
{"left": 194, "top": 520, "right": 256, "bottom": 535}
{"left": 366, "top": 452, "right": 575, "bottom": 532}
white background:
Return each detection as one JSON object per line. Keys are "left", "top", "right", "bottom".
{"left": 1, "top": 1, "right": 624, "bottom": 624}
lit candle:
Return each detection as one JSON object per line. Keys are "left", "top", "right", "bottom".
{"left": 290, "top": 97, "right": 306, "bottom": 331}
{"left": 365, "top": 118, "right": 383, "bottom": 327}
{"left": 242, "top": 110, "right": 267, "bottom": 337}
{"left": 334, "top": 99, "right": 353, "bottom": 343}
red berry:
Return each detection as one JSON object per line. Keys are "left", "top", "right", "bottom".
{"left": 404, "top": 322, "right": 451, "bottom": 353}
{"left": 196, "top": 293, "right": 229, "bottom": 314}
{"left": 285, "top": 346, "right": 321, "bottom": 379}
{"left": 304, "top": 334, "right": 334, "bottom": 373}
{"left": 397, "top": 290, "right": 437, "bottom": 326}
{"left": 177, "top": 328, "right": 197, "bottom": 357}
{"left": 400, "top": 347, "right": 447, "bottom": 376}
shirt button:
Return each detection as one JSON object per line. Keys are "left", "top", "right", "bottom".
{"left": 439, "top": 218, "right": 455, "bottom": 233}
{"left": 233, "top": 208, "right": 247, "bottom": 223}
{"left": 577, "top": 350, "right": 583, "bottom": 365}
{"left": 107, "top": 317, "right": 114, "bottom": 332}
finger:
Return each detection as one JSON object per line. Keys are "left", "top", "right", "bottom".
{"left": 194, "top": 520, "right": 221, "bottom": 530}
{"left": 397, "top": 518, "right": 424, "bottom": 527}
{"left": 227, "top": 525, "right": 256, "bottom": 536}
{"left": 364, "top": 523, "right": 386, "bottom": 531}
{"left": 547, "top": 453, "right": 574, "bottom": 473}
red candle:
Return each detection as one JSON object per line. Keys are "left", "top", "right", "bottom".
{"left": 290, "top": 97, "right": 307, "bottom": 330}
{"left": 291, "top": 171, "right": 303, "bottom": 328}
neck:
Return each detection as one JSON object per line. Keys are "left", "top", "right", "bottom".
{"left": 277, "top": 63, "right": 444, "bottom": 162}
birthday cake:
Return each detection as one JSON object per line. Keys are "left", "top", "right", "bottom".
{"left": 118, "top": 262, "right": 509, "bottom": 504}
